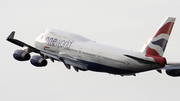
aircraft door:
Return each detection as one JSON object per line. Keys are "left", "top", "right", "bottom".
{"left": 78, "top": 48, "right": 83, "bottom": 58}
{"left": 126, "top": 59, "right": 130, "bottom": 69}
{"left": 97, "top": 47, "right": 104, "bottom": 64}
{"left": 97, "top": 55, "right": 101, "bottom": 63}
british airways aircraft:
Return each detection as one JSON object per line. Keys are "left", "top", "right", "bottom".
{"left": 6, "top": 17, "right": 180, "bottom": 77}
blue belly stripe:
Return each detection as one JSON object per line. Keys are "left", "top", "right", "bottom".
{"left": 79, "top": 60, "right": 135, "bottom": 75}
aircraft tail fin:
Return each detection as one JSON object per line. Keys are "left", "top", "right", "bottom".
{"left": 141, "top": 17, "right": 176, "bottom": 56}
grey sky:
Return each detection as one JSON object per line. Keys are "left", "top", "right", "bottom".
{"left": 1, "top": 0, "right": 180, "bottom": 101}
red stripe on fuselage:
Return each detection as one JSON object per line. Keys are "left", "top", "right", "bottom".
{"left": 44, "top": 46, "right": 50, "bottom": 48}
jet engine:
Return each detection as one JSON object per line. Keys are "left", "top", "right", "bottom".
{"left": 166, "top": 69, "right": 180, "bottom": 77}
{"left": 13, "top": 50, "right": 31, "bottom": 61}
{"left": 30, "top": 55, "right": 47, "bottom": 67}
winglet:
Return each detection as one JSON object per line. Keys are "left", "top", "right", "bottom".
{"left": 7, "top": 31, "right": 15, "bottom": 39}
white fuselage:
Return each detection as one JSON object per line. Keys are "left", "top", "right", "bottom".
{"left": 34, "top": 29, "right": 160, "bottom": 75}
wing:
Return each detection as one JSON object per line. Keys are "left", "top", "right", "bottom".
{"left": 7, "top": 31, "right": 40, "bottom": 53}
{"left": 7, "top": 31, "right": 87, "bottom": 70}
{"left": 40, "top": 51, "right": 87, "bottom": 70}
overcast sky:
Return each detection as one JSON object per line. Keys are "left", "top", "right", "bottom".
{"left": 1, "top": 0, "right": 180, "bottom": 101}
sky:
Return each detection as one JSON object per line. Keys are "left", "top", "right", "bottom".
{"left": 1, "top": 0, "right": 180, "bottom": 101}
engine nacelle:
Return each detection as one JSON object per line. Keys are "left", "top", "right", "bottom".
{"left": 13, "top": 50, "right": 31, "bottom": 61}
{"left": 166, "top": 69, "right": 180, "bottom": 77}
{"left": 30, "top": 55, "right": 47, "bottom": 67}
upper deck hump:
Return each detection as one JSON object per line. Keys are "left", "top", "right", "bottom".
{"left": 43, "top": 29, "right": 91, "bottom": 42}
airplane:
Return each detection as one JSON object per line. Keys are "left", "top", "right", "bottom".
{"left": 6, "top": 17, "right": 180, "bottom": 77}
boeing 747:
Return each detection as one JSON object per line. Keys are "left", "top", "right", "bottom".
{"left": 7, "top": 17, "right": 180, "bottom": 77}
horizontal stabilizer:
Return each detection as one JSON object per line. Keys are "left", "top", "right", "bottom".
{"left": 124, "top": 54, "right": 155, "bottom": 64}
{"left": 162, "top": 63, "right": 180, "bottom": 70}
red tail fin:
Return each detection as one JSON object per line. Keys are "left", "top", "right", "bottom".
{"left": 141, "top": 17, "right": 176, "bottom": 56}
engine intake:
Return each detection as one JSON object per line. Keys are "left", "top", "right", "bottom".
{"left": 13, "top": 50, "right": 31, "bottom": 61}
{"left": 166, "top": 69, "right": 180, "bottom": 77}
{"left": 30, "top": 55, "right": 47, "bottom": 67}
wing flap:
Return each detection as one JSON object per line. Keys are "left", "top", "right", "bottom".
{"left": 40, "top": 51, "right": 59, "bottom": 60}
{"left": 64, "top": 59, "right": 87, "bottom": 70}
{"left": 40, "top": 51, "right": 88, "bottom": 70}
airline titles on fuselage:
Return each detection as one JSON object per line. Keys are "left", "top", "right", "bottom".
{"left": 45, "top": 37, "right": 74, "bottom": 49}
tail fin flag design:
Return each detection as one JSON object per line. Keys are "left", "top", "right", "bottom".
{"left": 141, "top": 17, "right": 176, "bottom": 57}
